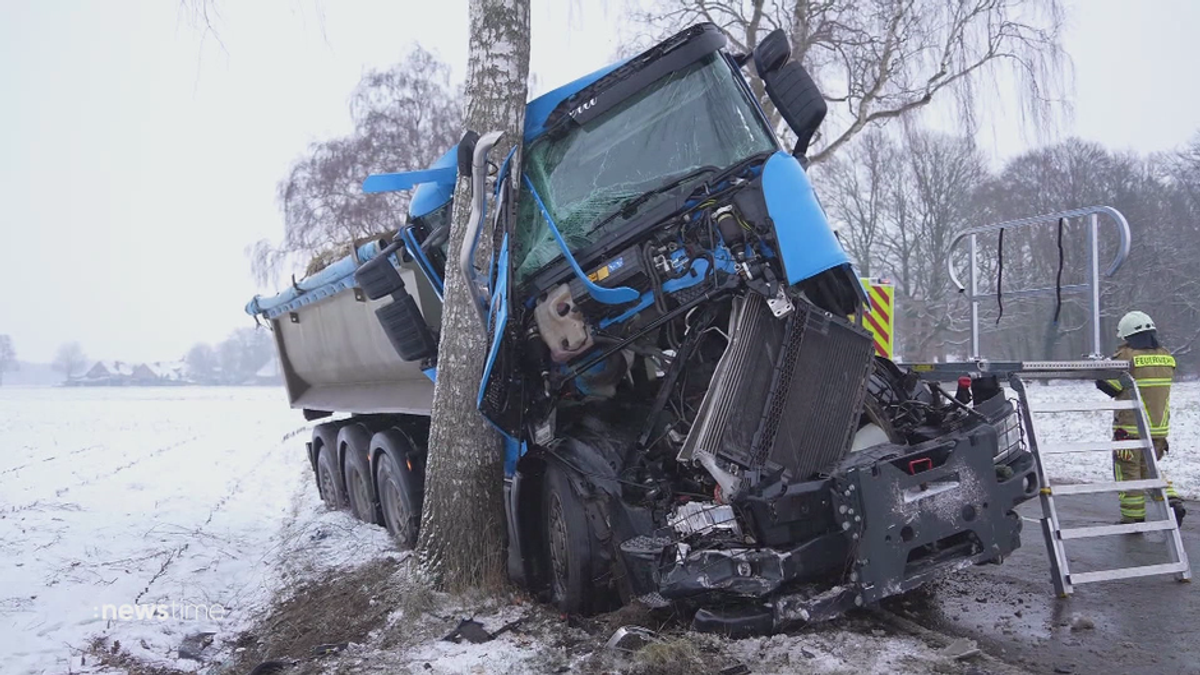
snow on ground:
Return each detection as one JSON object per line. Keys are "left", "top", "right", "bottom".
{"left": 2, "top": 381, "right": 1198, "bottom": 674}
{"left": 1019, "top": 380, "right": 1200, "bottom": 498}
{"left": 230, "top": 578, "right": 984, "bottom": 675}
{"left": 0, "top": 386, "right": 394, "bottom": 675}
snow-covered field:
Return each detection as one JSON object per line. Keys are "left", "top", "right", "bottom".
{"left": 0, "top": 386, "right": 396, "bottom": 675}
{"left": 1, "top": 382, "right": 1197, "bottom": 674}
{"left": 1022, "top": 380, "right": 1200, "bottom": 498}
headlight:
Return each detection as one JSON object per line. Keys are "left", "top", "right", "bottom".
{"left": 992, "top": 409, "right": 1024, "bottom": 465}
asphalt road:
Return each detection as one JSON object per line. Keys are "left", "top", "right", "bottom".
{"left": 890, "top": 493, "right": 1199, "bottom": 675}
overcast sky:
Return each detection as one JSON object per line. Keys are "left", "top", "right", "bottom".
{"left": 2, "top": 0, "right": 1198, "bottom": 364}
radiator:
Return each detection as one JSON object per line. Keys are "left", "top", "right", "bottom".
{"left": 679, "top": 294, "right": 874, "bottom": 481}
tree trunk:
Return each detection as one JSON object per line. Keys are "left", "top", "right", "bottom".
{"left": 416, "top": 0, "right": 530, "bottom": 593}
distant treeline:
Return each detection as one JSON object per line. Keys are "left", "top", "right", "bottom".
{"left": 819, "top": 132, "right": 1200, "bottom": 372}
{"left": 0, "top": 327, "right": 279, "bottom": 387}
{"left": 185, "top": 327, "right": 278, "bottom": 385}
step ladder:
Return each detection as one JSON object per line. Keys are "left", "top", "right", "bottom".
{"left": 1010, "top": 366, "right": 1191, "bottom": 596}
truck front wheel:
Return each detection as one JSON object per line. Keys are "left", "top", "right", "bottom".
{"left": 543, "top": 462, "right": 598, "bottom": 615}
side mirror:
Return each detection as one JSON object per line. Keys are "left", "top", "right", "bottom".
{"left": 753, "top": 29, "right": 827, "bottom": 158}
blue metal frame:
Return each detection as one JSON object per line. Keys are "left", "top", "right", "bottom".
{"left": 400, "top": 226, "right": 444, "bottom": 300}
{"left": 362, "top": 165, "right": 457, "bottom": 195}
{"left": 521, "top": 175, "right": 640, "bottom": 305}
{"left": 479, "top": 233, "right": 511, "bottom": 405}
{"left": 597, "top": 247, "right": 736, "bottom": 328}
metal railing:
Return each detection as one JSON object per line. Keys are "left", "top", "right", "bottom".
{"left": 948, "top": 206, "right": 1132, "bottom": 360}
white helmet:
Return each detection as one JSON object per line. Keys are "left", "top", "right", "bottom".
{"left": 1118, "top": 311, "right": 1156, "bottom": 340}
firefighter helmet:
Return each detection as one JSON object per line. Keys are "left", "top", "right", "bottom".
{"left": 1118, "top": 311, "right": 1156, "bottom": 340}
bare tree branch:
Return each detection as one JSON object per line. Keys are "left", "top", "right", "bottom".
{"left": 633, "top": 0, "right": 1069, "bottom": 163}
{"left": 250, "top": 46, "right": 462, "bottom": 286}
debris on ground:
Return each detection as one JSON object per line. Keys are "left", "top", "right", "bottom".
{"left": 1070, "top": 615, "right": 1096, "bottom": 632}
{"left": 940, "top": 637, "right": 983, "bottom": 661}
{"left": 604, "top": 625, "right": 657, "bottom": 652}
{"left": 177, "top": 631, "right": 216, "bottom": 661}
{"left": 443, "top": 619, "right": 495, "bottom": 645}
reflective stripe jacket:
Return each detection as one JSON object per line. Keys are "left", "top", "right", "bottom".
{"left": 1108, "top": 344, "right": 1175, "bottom": 438}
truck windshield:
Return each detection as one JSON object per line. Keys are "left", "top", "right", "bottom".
{"left": 514, "top": 53, "right": 777, "bottom": 283}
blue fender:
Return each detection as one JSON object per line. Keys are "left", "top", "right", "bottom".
{"left": 761, "top": 151, "right": 850, "bottom": 285}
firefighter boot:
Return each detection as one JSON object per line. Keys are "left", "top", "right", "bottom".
{"left": 1171, "top": 498, "right": 1186, "bottom": 527}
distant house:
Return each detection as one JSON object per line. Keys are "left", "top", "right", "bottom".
{"left": 145, "top": 361, "right": 189, "bottom": 384}
{"left": 80, "top": 360, "right": 137, "bottom": 386}
{"left": 75, "top": 360, "right": 194, "bottom": 386}
{"left": 131, "top": 363, "right": 159, "bottom": 384}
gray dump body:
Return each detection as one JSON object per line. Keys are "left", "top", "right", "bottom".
{"left": 271, "top": 262, "right": 441, "bottom": 416}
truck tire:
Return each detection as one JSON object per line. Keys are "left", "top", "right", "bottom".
{"left": 371, "top": 429, "right": 424, "bottom": 548}
{"left": 313, "top": 424, "right": 347, "bottom": 510}
{"left": 543, "top": 462, "right": 598, "bottom": 615}
{"left": 338, "top": 424, "right": 380, "bottom": 525}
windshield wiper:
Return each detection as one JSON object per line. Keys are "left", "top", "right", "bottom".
{"left": 588, "top": 165, "right": 718, "bottom": 235}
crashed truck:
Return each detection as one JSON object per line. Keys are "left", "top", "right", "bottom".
{"left": 246, "top": 24, "right": 1038, "bottom": 634}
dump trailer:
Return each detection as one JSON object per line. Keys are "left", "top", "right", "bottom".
{"left": 247, "top": 23, "right": 1038, "bottom": 634}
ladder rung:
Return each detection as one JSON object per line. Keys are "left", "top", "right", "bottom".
{"left": 1070, "top": 562, "right": 1190, "bottom": 585}
{"left": 1052, "top": 479, "right": 1168, "bottom": 495}
{"left": 1020, "top": 359, "right": 1130, "bottom": 371}
{"left": 1033, "top": 400, "right": 1140, "bottom": 413}
{"left": 1059, "top": 519, "right": 1177, "bottom": 540}
{"left": 1040, "top": 439, "right": 1148, "bottom": 455}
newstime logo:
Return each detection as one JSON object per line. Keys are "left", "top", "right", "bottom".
{"left": 93, "top": 602, "right": 227, "bottom": 621}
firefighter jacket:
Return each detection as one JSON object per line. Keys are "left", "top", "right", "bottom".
{"left": 1106, "top": 344, "right": 1175, "bottom": 438}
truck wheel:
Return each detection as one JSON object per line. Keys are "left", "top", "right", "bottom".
{"left": 543, "top": 462, "right": 597, "bottom": 615}
{"left": 338, "top": 424, "right": 379, "bottom": 525}
{"left": 313, "top": 424, "right": 346, "bottom": 510}
{"left": 371, "top": 430, "right": 424, "bottom": 548}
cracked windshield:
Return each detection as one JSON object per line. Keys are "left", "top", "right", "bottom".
{"left": 514, "top": 53, "right": 777, "bottom": 283}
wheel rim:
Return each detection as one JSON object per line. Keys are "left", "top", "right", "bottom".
{"left": 381, "top": 474, "right": 415, "bottom": 544}
{"left": 350, "top": 467, "right": 370, "bottom": 519}
{"left": 548, "top": 492, "right": 569, "bottom": 600}
{"left": 319, "top": 462, "right": 339, "bottom": 508}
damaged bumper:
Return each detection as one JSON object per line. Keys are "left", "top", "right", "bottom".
{"left": 620, "top": 418, "right": 1037, "bottom": 634}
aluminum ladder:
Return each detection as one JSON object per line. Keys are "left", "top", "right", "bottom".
{"left": 1010, "top": 364, "right": 1191, "bottom": 596}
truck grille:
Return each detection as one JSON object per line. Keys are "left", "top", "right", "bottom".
{"left": 679, "top": 294, "right": 873, "bottom": 481}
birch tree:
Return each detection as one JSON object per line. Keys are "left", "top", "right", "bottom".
{"left": 250, "top": 47, "right": 462, "bottom": 285}
{"left": 416, "top": 0, "right": 531, "bottom": 592}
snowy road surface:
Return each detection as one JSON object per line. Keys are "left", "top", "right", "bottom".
{"left": 1, "top": 382, "right": 1198, "bottom": 674}
{"left": 0, "top": 387, "right": 393, "bottom": 675}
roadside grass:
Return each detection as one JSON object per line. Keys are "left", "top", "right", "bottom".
{"left": 83, "top": 636, "right": 193, "bottom": 675}
{"left": 220, "top": 556, "right": 408, "bottom": 674}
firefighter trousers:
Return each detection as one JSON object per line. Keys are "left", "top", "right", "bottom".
{"left": 1113, "top": 435, "right": 1180, "bottom": 522}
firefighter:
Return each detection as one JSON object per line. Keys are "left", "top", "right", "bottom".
{"left": 1095, "top": 311, "right": 1185, "bottom": 525}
